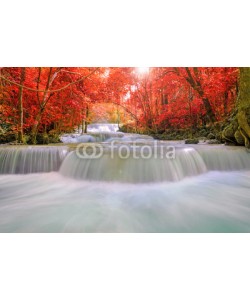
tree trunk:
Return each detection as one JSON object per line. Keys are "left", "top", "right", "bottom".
{"left": 18, "top": 67, "right": 26, "bottom": 143}
{"left": 30, "top": 112, "right": 43, "bottom": 144}
{"left": 223, "top": 67, "right": 250, "bottom": 148}
{"left": 116, "top": 107, "right": 120, "bottom": 127}
{"left": 31, "top": 68, "right": 52, "bottom": 144}
{"left": 184, "top": 67, "right": 216, "bottom": 124}
{"left": 84, "top": 105, "right": 89, "bottom": 133}
{"left": 223, "top": 91, "right": 228, "bottom": 116}
{"left": 188, "top": 86, "right": 194, "bottom": 138}
{"left": 82, "top": 119, "right": 85, "bottom": 134}
{"left": 237, "top": 68, "right": 250, "bottom": 147}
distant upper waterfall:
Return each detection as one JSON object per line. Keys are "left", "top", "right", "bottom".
{"left": 87, "top": 123, "right": 119, "bottom": 133}
{"left": 60, "top": 122, "right": 121, "bottom": 143}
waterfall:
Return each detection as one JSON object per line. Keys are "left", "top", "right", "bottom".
{"left": 59, "top": 145, "right": 250, "bottom": 183}
{"left": 196, "top": 145, "right": 250, "bottom": 170}
{"left": 0, "top": 146, "right": 69, "bottom": 174}
{"left": 60, "top": 123, "right": 155, "bottom": 144}
{"left": 59, "top": 132, "right": 154, "bottom": 143}
{"left": 1, "top": 143, "right": 249, "bottom": 182}
{"left": 87, "top": 123, "right": 119, "bottom": 132}
{"left": 59, "top": 147, "right": 207, "bottom": 183}
{"left": 1, "top": 143, "right": 250, "bottom": 232}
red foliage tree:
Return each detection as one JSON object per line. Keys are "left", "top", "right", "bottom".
{"left": 0, "top": 67, "right": 238, "bottom": 143}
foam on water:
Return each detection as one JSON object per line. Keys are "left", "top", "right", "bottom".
{"left": 60, "top": 134, "right": 97, "bottom": 143}
{"left": 60, "top": 123, "right": 154, "bottom": 144}
{"left": 59, "top": 132, "right": 154, "bottom": 144}
{"left": 0, "top": 127, "right": 250, "bottom": 232}
{"left": 87, "top": 123, "right": 119, "bottom": 133}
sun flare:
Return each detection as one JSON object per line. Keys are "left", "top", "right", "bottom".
{"left": 136, "top": 67, "right": 149, "bottom": 74}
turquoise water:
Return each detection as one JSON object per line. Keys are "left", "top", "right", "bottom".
{"left": 0, "top": 170, "right": 250, "bottom": 232}
{"left": 0, "top": 137, "right": 250, "bottom": 233}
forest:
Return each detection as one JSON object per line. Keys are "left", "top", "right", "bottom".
{"left": 0, "top": 67, "right": 249, "bottom": 147}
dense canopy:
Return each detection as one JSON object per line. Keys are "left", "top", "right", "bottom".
{"left": 0, "top": 67, "right": 240, "bottom": 144}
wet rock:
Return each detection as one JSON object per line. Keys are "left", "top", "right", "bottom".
{"left": 215, "top": 133, "right": 222, "bottom": 141}
{"left": 234, "top": 130, "right": 245, "bottom": 145}
{"left": 207, "top": 139, "right": 221, "bottom": 144}
{"left": 199, "top": 129, "right": 209, "bottom": 137}
{"left": 185, "top": 139, "right": 199, "bottom": 144}
{"left": 198, "top": 137, "right": 207, "bottom": 142}
{"left": 223, "top": 124, "right": 235, "bottom": 141}
{"left": 0, "top": 133, "right": 17, "bottom": 144}
{"left": 174, "top": 135, "right": 182, "bottom": 140}
{"left": 207, "top": 133, "right": 216, "bottom": 140}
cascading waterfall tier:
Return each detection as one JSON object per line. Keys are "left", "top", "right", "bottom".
{"left": 87, "top": 123, "right": 119, "bottom": 133}
{"left": 60, "top": 122, "right": 154, "bottom": 144}
{"left": 59, "top": 146, "right": 207, "bottom": 183}
{"left": 1, "top": 143, "right": 250, "bottom": 182}
{"left": 0, "top": 146, "right": 69, "bottom": 174}
{"left": 59, "top": 132, "right": 154, "bottom": 144}
{"left": 59, "top": 144, "right": 250, "bottom": 183}
{"left": 195, "top": 145, "right": 250, "bottom": 171}
{"left": 60, "top": 123, "right": 120, "bottom": 143}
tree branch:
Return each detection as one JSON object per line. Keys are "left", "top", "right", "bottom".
{"left": 0, "top": 68, "right": 99, "bottom": 94}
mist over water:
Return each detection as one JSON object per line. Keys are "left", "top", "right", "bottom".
{"left": 0, "top": 125, "right": 250, "bottom": 232}
{"left": 0, "top": 171, "right": 250, "bottom": 232}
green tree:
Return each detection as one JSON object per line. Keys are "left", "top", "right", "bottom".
{"left": 223, "top": 67, "right": 250, "bottom": 148}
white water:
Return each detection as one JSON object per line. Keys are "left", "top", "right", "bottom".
{"left": 60, "top": 123, "right": 154, "bottom": 144}
{"left": 87, "top": 123, "right": 119, "bottom": 133}
{"left": 59, "top": 147, "right": 207, "bottom": 183}
{"left": 194, "top": 145, "right": 250, "bottom": 170}
{"left": 0, "top": 171, "right": 250, "bottom": 232}
{"left": 60, "top": 134, "right": 97, "bottom": 143}
{"left": 0, "top": 126, "right": 250, "bottom": 232}
{"left": 60, "top": 123, "right": 120, "bottom": 143}
{"left": 59, "top": 144, "right": 250, "bottom": 183}
{"left": 0, "top": 146, "right": 68, "bottom": 174}
{"left": 59, "top": 131, "right": 153, "bottom": 144}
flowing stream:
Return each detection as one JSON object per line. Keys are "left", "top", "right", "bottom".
{"left": 0, "top": 125, "right": 250, "bottom": 232}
